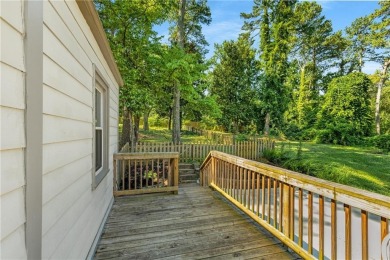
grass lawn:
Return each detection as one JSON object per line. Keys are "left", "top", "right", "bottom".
{"left": 136, "top": 127, "right": 389, "bottom": 196}
{"left": 273, "top": 142, "right": 390, "bottom": 196}
{"left": 138, "top": 127, "right": 209, "bottom": 143}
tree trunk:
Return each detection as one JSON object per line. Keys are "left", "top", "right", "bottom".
{"left": 128, "top": 110, "right": 135, "bottom": 152}
{"left": 120, "top": 107, "right": 131, "bottom": 149}
{"left": 264, "top": 112, "right": 270, "bottom": 136}
{"left": 143, "top": 111, "right": 150, "bottom": 131}
{"left": 172, "top": 83, "right": 181, "bottom": 144}
{"left": 168, "top": 108, "right": 172, "bottom": 130}
{"left": 172, "top": 0, "right": 186, "bottom": 144}
{"left": 375, "top": 59, "right": 390, "bottom": 135}
{"left": 134, "top": 115, "right": 140, "bottom": 145}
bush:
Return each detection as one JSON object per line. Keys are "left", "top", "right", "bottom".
{"left": 315, "top": 122, "right": 362, "bottom": 145}
{"left": 372, "top": 134, "right": 390, "bottom": 152}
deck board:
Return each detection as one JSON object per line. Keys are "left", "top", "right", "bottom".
{"left": 94, "top": 184, "right": 297, "bottom": 260}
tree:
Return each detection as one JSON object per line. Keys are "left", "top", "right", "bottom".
{"left": 211, "top": 35, "right": 259, "bottom": 132}
{"left": 169, "top": 0, "right": 211, "bottom": 143}
{"left": 317, "top": 72, "right": 373, "bottom": 144}
{"left": 291, "top": 2, "right": 345, "bottom": 128}
{"left": 347, "top": 1, "right": 389, "bottom": 134}
{"left": 242, "top": 0, "right": 296, "bottom": 135}
{"left": 94, "top": 0, "right": 173, "bottom": 148}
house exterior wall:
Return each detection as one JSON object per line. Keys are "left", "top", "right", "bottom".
{"left": 0, "top": 0, "right": 28, "bottom": 259}
{"left": 1, "top": 0, "right": 120, "bottom": 258}
{"left": 41, "top": 1, "right": 118, "bottom": 258}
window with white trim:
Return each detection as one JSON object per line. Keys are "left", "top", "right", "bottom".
{"left": 93, "top": 70, "right": 109, "bottom": 188}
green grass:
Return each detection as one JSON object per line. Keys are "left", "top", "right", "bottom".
{"left": 137, "top": 127, "right": 390, "bottom": 196}
{"left": 139, "top": 127, "right": 208, "bottom": 143}
{"left": 272, "top": 142, "right": 390, "bottom": 196}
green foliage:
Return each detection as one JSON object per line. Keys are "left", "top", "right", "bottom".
{"left": 211, "top": 35, "right": 259, "bottom": 133}
{"left": 242, "top": 0, "right": 296, "bottom": 133}
{"left": 371, "top": 134, "right": 390, "bottom": 152}
{"left": 317, "top": 72, "right": 373, "bottom": 144}
{"left": 381, "top": 86, "right": 390, "bottom": 134}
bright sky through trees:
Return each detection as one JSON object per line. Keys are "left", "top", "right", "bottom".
{"left": 156, "top": 0, "right": 381, "bottom": 73}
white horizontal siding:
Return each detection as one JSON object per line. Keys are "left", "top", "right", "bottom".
{"left": 46, "top": 175, "right": 112, "bottom": 259}
{"left": 0, "top": 188, "right": 26, "bottom": 241}
{"left": 43, "top": 84, "right": 92, "bottom": 123}
{"left": 0, "top": 225, "right": 27, "bottom": 260}
{"left": 0, "top": 1, "right": 26, "bottom": 258}
{"left": 40, "top": 0, "right": 119, "bottom": 259}
{"left": 43, "top": 55, "right": 92, "bottom": 107}
{"left": 0, "top": 19, "right": 24, "bottom": 71}
{"left": 42, "top": 171, "right": 91, "bottom": 236}
{"left": 42, "top": 154, "right": 91, "bottom": 205}
{"left": 43, "top": 115, "right": 92, "bottom": 144}
{"left": 43, "top": 139, "right": 92, "bottom": 175}
{"left": 0, "top": 107, "right": 25, "bottom": 150}
{"left": 1, "top": 62, "right": 25, "bottom": 110}
{"left": 0, "top": 0, "right": 24, "bottom": 33}
{"left": 43, "top": 25, "right": 92, "bottom": 91}
{"left": 0, "top": 149, "right": 24, "bottom": 196}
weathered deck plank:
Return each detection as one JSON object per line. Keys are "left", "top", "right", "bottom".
{"left": 94, "top": 184, "right": 297, "bottom": 260}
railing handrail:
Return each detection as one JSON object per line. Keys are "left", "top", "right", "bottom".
{"left": 201, "top": 150, "right": 390, "bottom": 218}
{"left": 114, "top": 152, "right": 179, "bottom": 160}
{"left": 200, "top": 151, "right": 390, "bottom": 259}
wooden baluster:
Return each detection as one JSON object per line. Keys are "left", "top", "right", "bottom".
{"left": 247, "top": 170, "right": 251, "bottom": 208}
{"left": 298, "top": 188, "right": 303, "bottom": 247}
{"left": 128, "top": 160, "right": 131, "bottom": 190}
{"left": 239, "top": 167, "right": 243, "bottom": 204}
{"left": 122, "top": 159, "right": 125, "bottom": 190}
{"left": 229, "top": 163, "right": 233, "bottom": 196}
{"left": 290, "top": 186, "right": 295, "bottom": 240}
{"left": 273, "top": 180, "right": 278, "bottom": 228}
{"left": 308, "top": 191, "right": 313, "bottom": 254}
{"left": 252, "top": 171, "right": 255, "bottom": 213}
{"left": 278, "top": 181, "right": 283, "bottom": 232}
{"left": 331, "top": 199, "right": 337, "bottom": 260}
{"left": 257, "top": 172, "right": 261, "bottom": 216}
{"left": 140, "top": 160, "right": 143, "bottom": 189}
{"left": 162, "top": 159, "right": 166, "bottom": 186}
{"left": 381, "top": 217, "right": 388, "bottom": 260}
{"left": 267, "top": 177, "right": 271, "bottom": 223}
{"left": 145, "top": 160, "right": 149, "bottom": 188}
{"left": 282, "top": 183, "right": 290, "bottom": 237}
{"left": 113, "top": 157, "right": 117, "bottom": 192}
{"left": 262, "top": 175, "right": 266, "bottom": 220}
{"left": 319, "top": 195, "right": 324, "bottom": 260}
{"left": 243, "top": 169, "right": 247, "bottom": 207}
{"left": 345, "top": 204, "right": 351, "bottom": 260}
{"left": 361, "top": 210, "right": 368, "bottom": 260}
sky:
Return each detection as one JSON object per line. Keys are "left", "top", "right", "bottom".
{"left": 156, "top": 1, "right": 381, "bottom": 73}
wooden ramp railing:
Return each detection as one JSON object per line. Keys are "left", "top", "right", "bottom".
{"left": 113, "top": 153, "right": 179, "bottom": 196}
{"left": 200, "top": 151, "right": 390, "bottom": 260}
{"left": 120, "top": 139, "right": 274, "bottom": 162}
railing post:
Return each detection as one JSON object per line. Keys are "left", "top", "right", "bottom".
{"left": 282, "top": 183, "right": 290, "bottom": 237}
{"left": 173, "top": 156, "right": 179, "bottom": 194}
{"left": 211, "top": 156, "right": 215, "bottom": 186}
{"left": 113, "top": 157, "right": 117, "bottom": 192}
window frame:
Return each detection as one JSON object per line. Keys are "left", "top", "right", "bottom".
{"left": 92, "top": 65, "right": 110, "bottom": 189}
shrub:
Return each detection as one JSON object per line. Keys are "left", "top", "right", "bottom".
{"left": 372, "top": 134, "right": 390, "bottom": 152}
{"left": 317, "top": 72, "right": 373, "bottom": 145}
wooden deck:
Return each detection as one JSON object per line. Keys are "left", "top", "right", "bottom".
{"left": 94, "top": 184, "right": 297, "bottom": 260}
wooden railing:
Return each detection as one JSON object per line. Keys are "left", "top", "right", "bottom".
{"left": 120, "top": 140, "right": 274, "bottom": 163}
{"left": 200, "top": 151, "right": 390, "bottom": 260}
{"left": 113, "top": 153, "right": 179, "bottom": 196}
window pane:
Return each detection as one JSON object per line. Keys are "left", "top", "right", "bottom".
{"left": 95, "top": 89, "right": 102, "bottom": 127}
{"left": 95, "top": 129, "right": 102, "bottom": 171}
